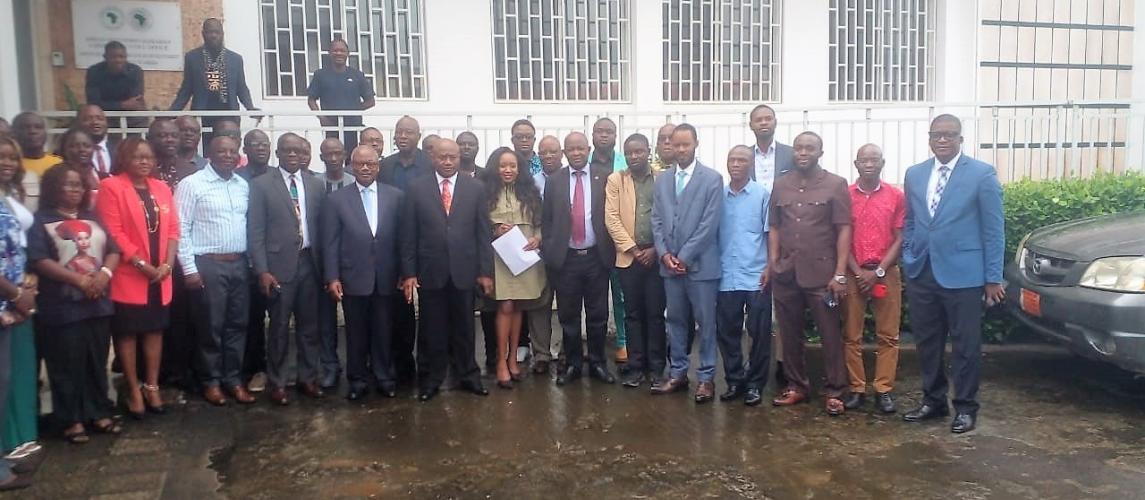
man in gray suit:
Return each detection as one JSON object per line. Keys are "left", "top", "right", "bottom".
{"left": 749, "top": 104, "right": 795, "bottom": 192}
{"left": 650, "top": 124, "right": 724, "bottom": 403}
{"left": 247, "top": 133, "right": 327, "bottom": 405}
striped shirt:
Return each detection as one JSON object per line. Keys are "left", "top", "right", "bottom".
{"left": 175, "top": 164, "right": 250, "bottom": 276}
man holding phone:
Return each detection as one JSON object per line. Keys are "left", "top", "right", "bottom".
{"left": 714, "top": 146, "right": 773, "bottom": 407}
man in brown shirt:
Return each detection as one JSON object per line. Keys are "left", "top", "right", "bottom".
{"left": 764, "top": 132, "right": 853, "bottom": 416}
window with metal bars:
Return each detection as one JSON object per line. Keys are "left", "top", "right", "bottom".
{"left": 662, "top": 0, "right": 782, "bottom": 103}
{"left": 258, "top": 0, "right": 428, "bottom": 99}
{"left": 827, "top": 0, "right": 936, "bottom": 102}
{"left": 491, "top": 0, "right": 631, "bottom": 102}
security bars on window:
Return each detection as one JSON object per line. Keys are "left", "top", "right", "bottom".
{"left": 491, "top": 0, "right": 631, "bottom": 101}
{"left": 662, "top": 0, "right": 782, "bottom": 103}
{"left": 828, "top": 0, "right": 935, "bottom": 102}
{"left": 259, "top": 0, "right": 427, "bottom": 99}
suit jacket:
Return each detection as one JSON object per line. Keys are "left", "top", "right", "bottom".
{"left": 321, "top": 181, "right": 404, "bottom": 296}
{"left": 248, "top": 168, "right": 325, "bottom": 283}
{"left": 604, "top": 169, "right": 658, "bottom": 268}
{"left": 902, "top": 154, "right": 1005, "bottom": 289}
{"left": 750, "top": 141, "right": 795, "bottom": 183}
{"left": 400, "top": 173, "right": 493, "bottom": 290}
{"left": 541, "top": 165, "right": 615, "bottom": 271}
{"left": 169, "top": 47, "right": 255, "bottom": 111}
{"left": 651, "top": 162, "right": 723, "bottom": 281}
{"left": 96, "top": 174, "right": 180, "bottom": 305}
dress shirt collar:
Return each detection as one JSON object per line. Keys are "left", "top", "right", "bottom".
{"left": 435, "top": 172, "right": 458, "bottom": 185}
{"left": 204, "top": 163, "right": 241, "bottom": 183}
{"left": 96, "top": 137, "right": 108, "bottom": 152}
{"left": 677, "top": 158, "right": 697, "bottom": 173}
{"left": 357, "top": 180, "right": 376, "bottom": 192}
{"left": 753, "top": 141, "right": 775, "bottom": 158}
{"left": 936, "top": 151, "right": 961, "bottom": 172}
{"left": 726, "top": 180, "right": 756, "bottom": 197}
{"left": 853, "top": 180, "right": 882, "bottom": 195}
{"left": 279, "top": 167, "right": 304, "bottom": 184}
{"left": 569, "top": 164, "right": 589, "bottom": 176}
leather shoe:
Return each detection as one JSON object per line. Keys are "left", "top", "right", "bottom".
{"left": 589, "top": 364, "right": 616, "bottom": 384}
{"left": 203, "top": 386, "right": 228, "bottom": 406}
{"left": 826, "top": 397, "right": 845, "bottom": 416}
{"left": 556, "top": 366, "right": 582, "bottom": 386}
{"left": 772, "top": 389, "right": 807, "bottom": 406}
{"left": 376, "top": 384, "right": 397, "bottom": 398}
{"left": 532, "top": 360, "right": 550, "bottom": 375}
{"left": 903, "top": 403, "right": 950, "bottom": 422}
{"left": 744, "top": 388, "right": 763, "bottom": 407}
{"left": 650, "top": 377, "right": 688, "bottom": 395}
{"left": 459, "top": 379, "right": 489, "bottom": 396}
{"left": 346, "top": 388, "right": 366, "bottom": 401}
{"left": 229, "top": 385, "right": 256, "bottom": 404}
{"left": 621, "top": 372, "right": 645, "bottom": 388}
{"left": 951, "top": 413, "right": 976, "bottom": 434}
{"left": 320, "top": 371, "right": 340, "bottom": 389}
{"left": 298, "top": 383, "right": 324, "bottom": 399}
{"left": 876, "top": 392, "right": 896, "bottom": 414}
{"left": 719, "top": 384, "right": 744, "bottom": 402}
{"left": 694, "top": 382, "right": 715, "bottom": 404}
{"left": 843, "top": 392, "right": 866, "bottom": 410}
{"left": 417, "top": 387, "right": 439, "bottom": 402}
{"left": 268, "top": 388, "right": 290, "bottom": 406}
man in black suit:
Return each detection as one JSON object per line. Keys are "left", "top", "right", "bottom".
{"left": 169, "top": 18, "right": 258, "bottom": 133}
{"left": 401, "top": 139, "right": 492, "bottom": 402}
{"left": 542, "top": 132, "right": 618, "bottom": 386}
{"left": 380, "top": 115, "right": 433, "bottom": 385}
{"left": 322, "top": 146, "right": 405, "bottom": 401}
{"left": 248, "top": 134, "right": 326, "bottom": 405}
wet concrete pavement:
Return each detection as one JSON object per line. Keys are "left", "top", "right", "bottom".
{"left": 8, "top": 338, "right": 1145, "bottom": 499}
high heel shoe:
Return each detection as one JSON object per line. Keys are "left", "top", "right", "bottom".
{"left": 509, "top": 370, "right": 523, "bottom": 382}
{"left": 496, "top": 379, "right": 514, "bottom": 390}
{"left": 141, "top": 383, "right": 167, "bottom": 415}
{"left": 121, "top": 385, "right": 145, "bottom": 420}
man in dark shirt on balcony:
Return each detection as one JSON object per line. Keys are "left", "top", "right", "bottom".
{"left": 85, "top": 41, "right": 145, "bottom": 113}
{"left": 307, "top": 38, "right": 376, "bottom": 155}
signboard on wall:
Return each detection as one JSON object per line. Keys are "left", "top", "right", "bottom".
{"left": 72, "top": 0, "right": 184, "bottom": 70}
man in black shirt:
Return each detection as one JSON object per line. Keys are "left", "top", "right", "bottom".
{"left": 85, "top": 41, "right": 145, "bottom": 112}
{"left": 308, "top": 38, "right": 376, "bottom": 155}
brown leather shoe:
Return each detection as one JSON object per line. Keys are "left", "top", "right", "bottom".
{"left": 825, "top": 397, "right": 845, "bottom": 416}
{"left": 694, "top": 382, "right": 715, "bottom": 404}
{"left": 532, "top": 360, "right": 550, "bottom": 375}
{"left": 771, "top": 389, "right": 807, "bottom": 406}
{"left": 203, "top": 386, "right": 228, "bottom": 406}
{"left": 268, "top": 388, "right": 290, "bottom": 406}
{"left": 298, "top": 383, "right": 325, "bottom": 399}
{"left": 229, "top": 385, "right": 257, "bottom": 404}
{"left": 650, "top": 377, "right": 689, "bottom": 395}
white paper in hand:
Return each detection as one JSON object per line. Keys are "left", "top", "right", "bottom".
{"left": 492, "top": 226, "right": 542, "bottom": 276}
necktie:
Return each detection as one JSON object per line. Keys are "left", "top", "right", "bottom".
{"left": 440, "top": 179, "right": 452, "bottom": 215}
{"left": 95, "top": 144, "right": 107, "bottom": 175}
{"left": 930, "top": 165, "right": 951, "bottom": 217}
{"left": 362, "top": 187, "right": 377, "bottom": 235}
{"left": 675, "top": 169, "right": 687, "bottom": 196}
{"left": 289, "top": 174, "right": 303, "bottom": 247}
{"left": 571, "top": 170, "right": 586, "bottom": 245}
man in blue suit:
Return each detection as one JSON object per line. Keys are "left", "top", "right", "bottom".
{"left": 649, "top": 124, "right": 724, "bottom": 403}
{"left": 901, "top": 114, "right": 1005, "bottom": 434}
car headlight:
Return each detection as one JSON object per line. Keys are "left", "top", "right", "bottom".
{"left": 1015, "top": 233, "right": 1031, "bottom": 269}
{"left": 1079, "top": 256, "right": 1145, "bottom": 293}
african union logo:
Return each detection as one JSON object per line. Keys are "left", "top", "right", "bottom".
{"left": 99, "top": 7, "right": 125, "bottom": 30}
{"left": 128, "top": 7, "right": 153, "bottom": 31}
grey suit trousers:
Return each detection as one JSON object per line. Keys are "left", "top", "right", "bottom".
{"left": 195, "top": 256, "right": 250, "bottom": 388}
{"left": 265, "top": 250, "right": 322, "bottom": 389}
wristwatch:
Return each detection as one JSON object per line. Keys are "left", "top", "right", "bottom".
{"left": 833, "top": 274, "right": 847, "bottom": 285}
{"left": 875, "top": 267, "right": 886, "bottom": 278}
{"left": 133, "top": 259, "right": 145, "bottom": 270}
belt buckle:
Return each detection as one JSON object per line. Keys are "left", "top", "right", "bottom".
{"left": 573, "top": 248, "right": 589, "bottom": 256}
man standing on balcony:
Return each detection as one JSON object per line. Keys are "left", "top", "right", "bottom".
{"left": 85, "top": 41, "right": 145, "bottom": 114}
{"left": 170, "top": 18, "right": 258, "bottom": 135}
{"left": 841, "top": 144, "right": 905, "bottom": 414}
{"left": 380, "top": 116, "right": 433, "bottom": 386}
{"left": 308, "top": 38, "right": 375, "bottom": 155}
{"left": 901, "top": 115, "right": 1005, "bottom": 434}
{"left": 590, "top": 117, "right": 629, "bottom": 365}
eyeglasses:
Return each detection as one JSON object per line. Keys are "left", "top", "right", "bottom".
{"left": 512, "top": 134, "right": 535, "bottom": 142}
{"left": 928, "top": 131, "right": 960, "bottom": 141}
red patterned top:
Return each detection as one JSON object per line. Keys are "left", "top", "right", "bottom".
{"left": 849, "top": 182, "right": 905, "bottom": 266}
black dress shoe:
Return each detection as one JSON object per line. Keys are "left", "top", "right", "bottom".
{"left": 876, "top": 392, "right": 896, "bottom": 414}
{"left": 346, "top": 389, "right": 366, "bottom": 401}
{"left": 459, "top": 379, "right": 489, "bottom": 396}
{"left": 320, "top": 370, "right": 340, "bottom": 389}
{"left": 588, "top": 364, "right": 616, "bottom": 384}
{"left": 556, "top": 367, "right": 582, "bottom": 386}
{"left": 744, "top": 388, "right": 763, "bottom": 406}
{"left": 951, "top": 413, "right": 976, "bottom": 434}
{"left": 719, "top": 385, "right": 744, "bottom": 402}
{"left": 843, "top": 392, "right": 866, "bottom": 410}
{"left": 418, "top": 387, "right": 439, "bottom": 402}
{"left": 621, "top": 372, "right": 645, "bottom": 388}
{"left": 377, "top": 385, "right": 397, "bottom": 398}
{"left": 903, "top": 403, "right": 950, "bottom": 422}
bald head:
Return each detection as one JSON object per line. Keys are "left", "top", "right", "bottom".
{"left": 537, "top": 135, "right": 563, "bottom": 175}
{"left": 394, "top": 116, "right": 421, "bottom": 154}
{"left": 563, "top": 132, "right": 590, "bottom": 170}
{"left": 655, "top": 123, "right": 677, "bottom": 164}
{"left": 431, "top": 138, "right": 460, "bottom": 178}
{"left": 854, "top": 143, "right": 885, "bottom": 180}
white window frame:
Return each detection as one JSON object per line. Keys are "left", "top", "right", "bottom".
{"left": 828, "top": 0, "right": 937, "bottom": 103}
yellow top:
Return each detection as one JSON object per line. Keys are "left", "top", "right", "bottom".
{"left": 21, "top": 154, "right": 63, "bottom": 176}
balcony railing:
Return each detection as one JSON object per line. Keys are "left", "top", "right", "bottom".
{"left": 40, "top": 99, "right": 1145, "bottom": 185}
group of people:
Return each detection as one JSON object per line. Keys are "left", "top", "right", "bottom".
{"left": 0, "top": 20, "right": 1006, "bottom": 492}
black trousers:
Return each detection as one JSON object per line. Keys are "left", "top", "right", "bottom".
{"left": 39, "top": 318, "right": 114, "bottom": 424}
{"left": 243, "top": 279, "right": 268, "bottom": 377}
{"left": 480, "top": 307, "right": 497, "bottom": 370}
{"left": 265, "top": 254, "right": 322, "bottom": 389}
{"left": 906, "top": 262, "right": 984, "bottom": 415}
{"left": 161, "top": 268, "right": 202, "bottom": 387}
{"left": 617, "top": 263, "right": 666, "bottom": 376}
{"left": 390, "top": 295, "right": 417, "bottom": 383}
{"left": 342, "top": 293, "right": 394, "bottom": 391}
{"left": 318, "top": 288, "right": 342, "bottom": 379}
{"left": 195, "top": 256, "right": 250, "bottom": 388}
{"left": 716, "top": 289, "right": 773, "bottom": 390}
{"left": 554, "top": 249, "right": 609, "bottom": 369}
{"left": 418, "top": 280, "right": 481, "bottom": 390}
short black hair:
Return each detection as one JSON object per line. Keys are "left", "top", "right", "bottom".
{"left": 511, "top": 119, "right": 535, "bottom": 132}
{"left": 931, "top": 114, "right": 962, "bottom": 131}
{"left": 794, "top": 131, "right": 823, "bottom": 149}
{"left": 623, "top": 133, "right": 649, "bottom": 148}
{"left": 671, "top": 123, "right": 699, "bottom": 142}
{"left": 329, "top": 37, "right": 350, "bottom": 51}
{"left": 749, "top": 104, "right": 776, "bottom": 118}
{"left": 39, "top": 163, "right": 91, "bottom": 212}
{"left": 104, "top": 41, "right": 126, "bottom": 54}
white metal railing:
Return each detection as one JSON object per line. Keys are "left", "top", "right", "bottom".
{"left": 39, "top": 99, "right": 1145, "bottom": 184}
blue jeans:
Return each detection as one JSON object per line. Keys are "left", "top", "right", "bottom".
{"left": 664, "top": 277, "right": 718, "bottom": 383}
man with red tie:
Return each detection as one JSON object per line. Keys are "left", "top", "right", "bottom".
{"left": 76, "top": 104, "right": 114, "bottom": 179}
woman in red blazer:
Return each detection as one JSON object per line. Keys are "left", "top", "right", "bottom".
{"left": 96, "top": 138, "right": 179, "bottom": 418}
